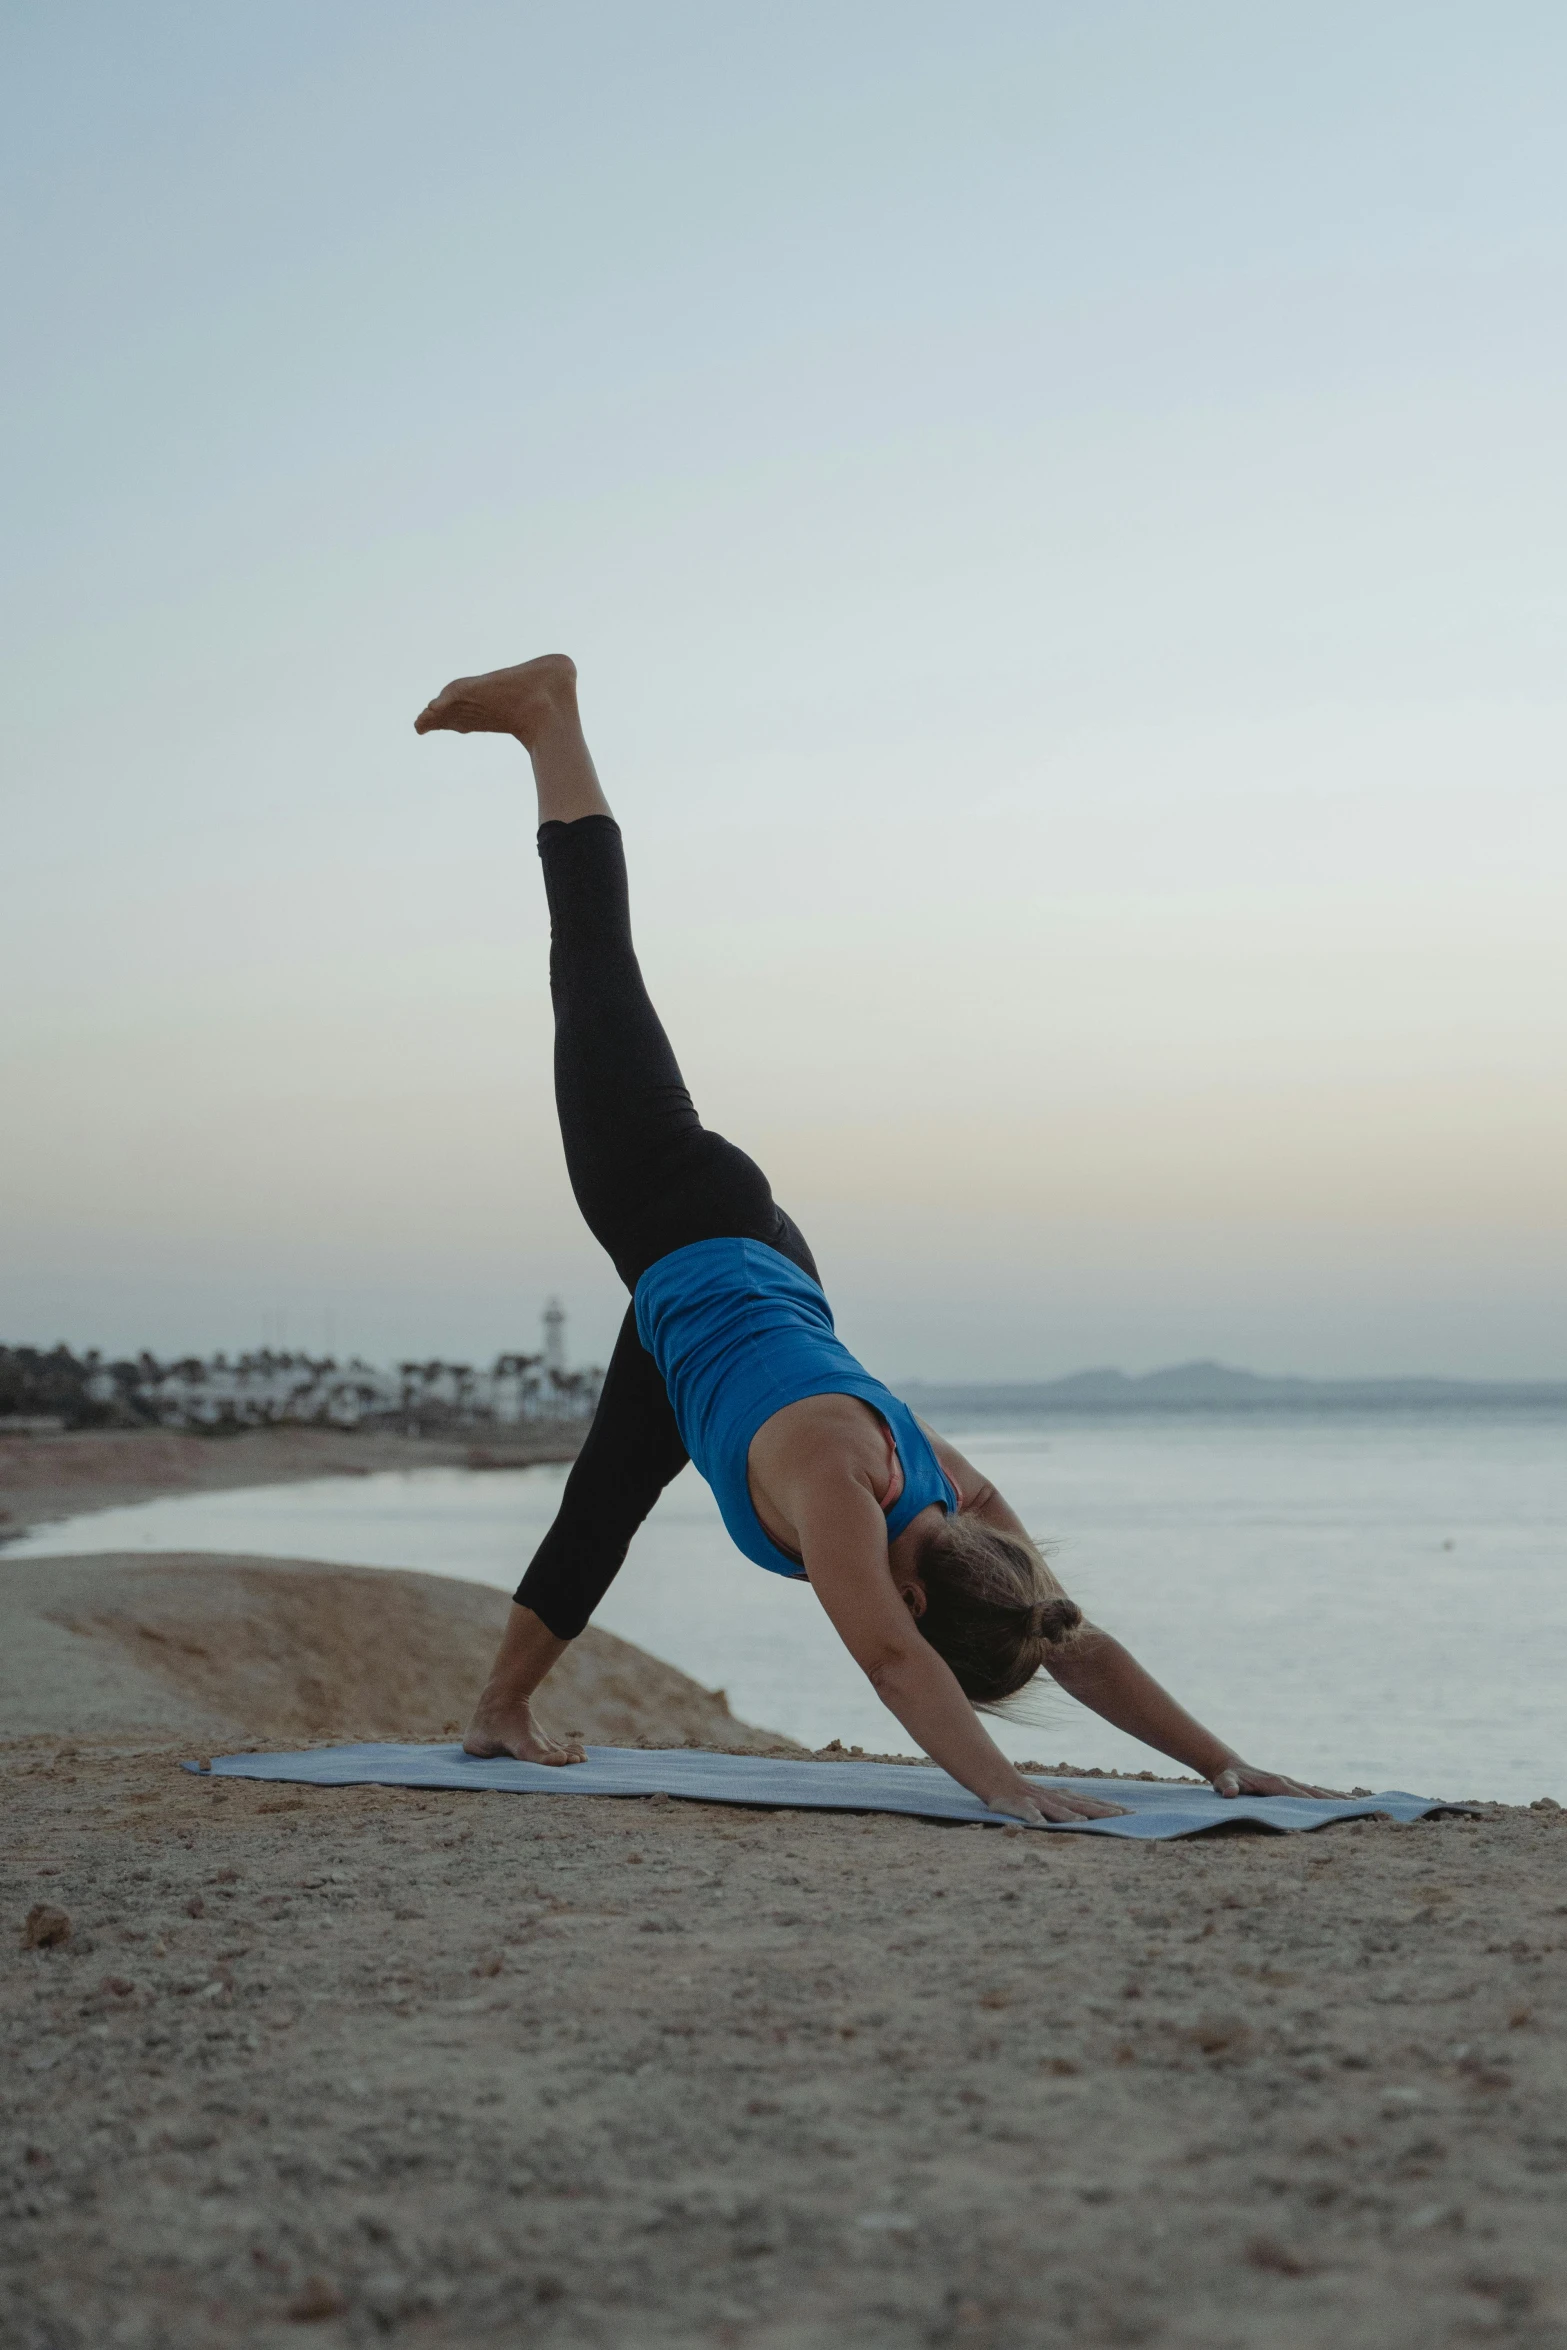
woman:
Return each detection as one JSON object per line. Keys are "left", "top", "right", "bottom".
{"left": 416, "top": 655, "right": 1330, "bottom": 1826}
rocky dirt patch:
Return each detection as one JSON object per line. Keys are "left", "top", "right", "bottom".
{"left": 4, "top": 1726, "right": 1565, "bottom": 2348}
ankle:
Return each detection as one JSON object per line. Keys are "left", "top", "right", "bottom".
{"left": 518, "top": 688, "right": 579, "bottom": 755}
{"left": 479, "top": 1668, "right": 531, "bottom": 1702}
{"left": 506, "top": 659, "right": 578, "bottom": 753}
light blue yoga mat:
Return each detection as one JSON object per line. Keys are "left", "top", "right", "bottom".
{"left": 184, "top": 1743, "right": 1469, "bottom": 1839}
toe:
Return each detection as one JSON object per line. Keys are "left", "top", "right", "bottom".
{"left": 415, "top": 681, "right": 465, "bottom": 733}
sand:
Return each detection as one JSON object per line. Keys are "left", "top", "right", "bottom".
{"left": 0, "top": 1423, "right": 581, "bottom": 1542}
{"left": 4, "top": 1480, "right": 1567, "bottom": 2345}
{"left": 0, "top": 1554, "right": 799, "bottom": 1757}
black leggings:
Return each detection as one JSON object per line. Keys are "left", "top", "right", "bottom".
{"left": 515, "top": 816, "right": 819, "bottom": 1637}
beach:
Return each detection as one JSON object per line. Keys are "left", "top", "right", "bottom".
{"left": 0, "top": 1424, "right": 583, "bottom": 1544}
{"left": 12, "top": 1413, "right": 1565, "bottom": 1802}
{"left": 6, "top": 1662, "right": 1564, "bottom": 2349}
{"left": 4, "top": 1439, "right": 1566, "bottom": 2346}
{"left": 11, "top": 0, "right": 1567, "bottom": 2337}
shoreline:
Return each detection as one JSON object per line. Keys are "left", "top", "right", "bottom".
{"left": 0, "top": 1421, "right": 582, "bottom": 1545}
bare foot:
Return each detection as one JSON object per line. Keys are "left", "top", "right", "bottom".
{"left": 463, "top": 1682, "right": 585, "bottom": 1767}
{"left": 414, "top": 652, "right": 577, "bottom": 748}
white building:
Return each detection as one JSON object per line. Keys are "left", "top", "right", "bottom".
{"left": 133, "top": 1305, "right": 600, "bottom": 1431}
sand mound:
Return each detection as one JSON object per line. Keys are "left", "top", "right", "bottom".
{"left": 0, "top": 1552, "right": 798, "bottom": 1753}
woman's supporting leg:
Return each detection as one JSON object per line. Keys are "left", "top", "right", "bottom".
{"left": 512, "top": 1303, "right": 690, "bottom": 1636}
{"left": 461, "top": 1305, "right": 692, "bottom": 1762}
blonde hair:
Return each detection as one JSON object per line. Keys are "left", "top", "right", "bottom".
{"left": 915, "top": 1516, "right": 1082, "bottom": 1706}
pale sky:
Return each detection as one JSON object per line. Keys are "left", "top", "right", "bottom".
{"left": 4, "top": 2, "right": 1565, "bottom": 1379}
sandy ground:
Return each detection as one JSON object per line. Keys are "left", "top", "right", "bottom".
{"left": 0, "top": 1424, "right": 582, "bottom": 1543}
{"left": 4, "top": 1523, "right": 1567, "bottom": 2344}
{"left": 0, "top": 1555, "right": 798, "bottom": 1757}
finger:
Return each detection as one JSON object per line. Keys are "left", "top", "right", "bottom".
{"left": 1213, "top": 1770, "right": 1239, "bottom": 1797}
{"left": 990, "top": 1798, "right": 1048, "bottom": 1826}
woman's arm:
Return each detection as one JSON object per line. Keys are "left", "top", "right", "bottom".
{"left": 921, "top": 1425, "right": 1335, "bottom": 1799}
{"left": 795, "top": 1473, "right": 1126, "bottom": 1824}
{"left": 1046, "top": 1626, "right": 1341, "bottom": 1798}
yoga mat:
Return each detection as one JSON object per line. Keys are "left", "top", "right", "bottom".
{"left": 184, "top": 1743, "right": 1470, "bottom": 1839}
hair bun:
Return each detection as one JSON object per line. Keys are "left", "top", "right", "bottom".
{"left": 1026, "top": 1597, "right": 1082, "bottom": 1644}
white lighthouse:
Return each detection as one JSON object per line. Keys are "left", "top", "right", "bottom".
{"left": 542, "top": 1296, "right": 566, "bottom": 1380}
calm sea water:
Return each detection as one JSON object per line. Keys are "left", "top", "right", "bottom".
{"left": 9, "top": 1411, "right": 1564, "bottom": 1804}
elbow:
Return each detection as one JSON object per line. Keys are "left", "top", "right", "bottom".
{"left": 864, "top": 1644, "right": 922, "bottom": 1701}
{"left": 1045, "top": 1620, "right": 1113, "bottom": 1689}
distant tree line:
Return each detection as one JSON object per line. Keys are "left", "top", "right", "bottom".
{"left": 0, "top": 1345, "right": 137, "bottom": 1428}
{"left": 0, "top": 1344, "right": 601, "bottom": 1432}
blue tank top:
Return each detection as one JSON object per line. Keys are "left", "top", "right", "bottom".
{"left": 633, "top": 1237, "right": 958, "bottom": 1579}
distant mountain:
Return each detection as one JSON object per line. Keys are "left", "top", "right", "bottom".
{"left": 899, "top": 1359, "right": 1567, "bottom": 1415}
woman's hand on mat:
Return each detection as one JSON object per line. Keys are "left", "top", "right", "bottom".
{"left": 988, "top": 1785, "right": 1130, "bottom": 1826}
{"left": 1209, "top": 1758, "right": 1345, "bottom": 1800}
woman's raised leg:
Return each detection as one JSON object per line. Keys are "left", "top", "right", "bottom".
{"left": 416, "top": 652, "right": 793, "bottom": 1289}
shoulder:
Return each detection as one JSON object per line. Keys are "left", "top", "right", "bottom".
{"left": 752, "top": 1393, "right": 890, "bottom": 1488}
{"left": 913, "top": 1419, "right": 995, "bottom": 1512}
